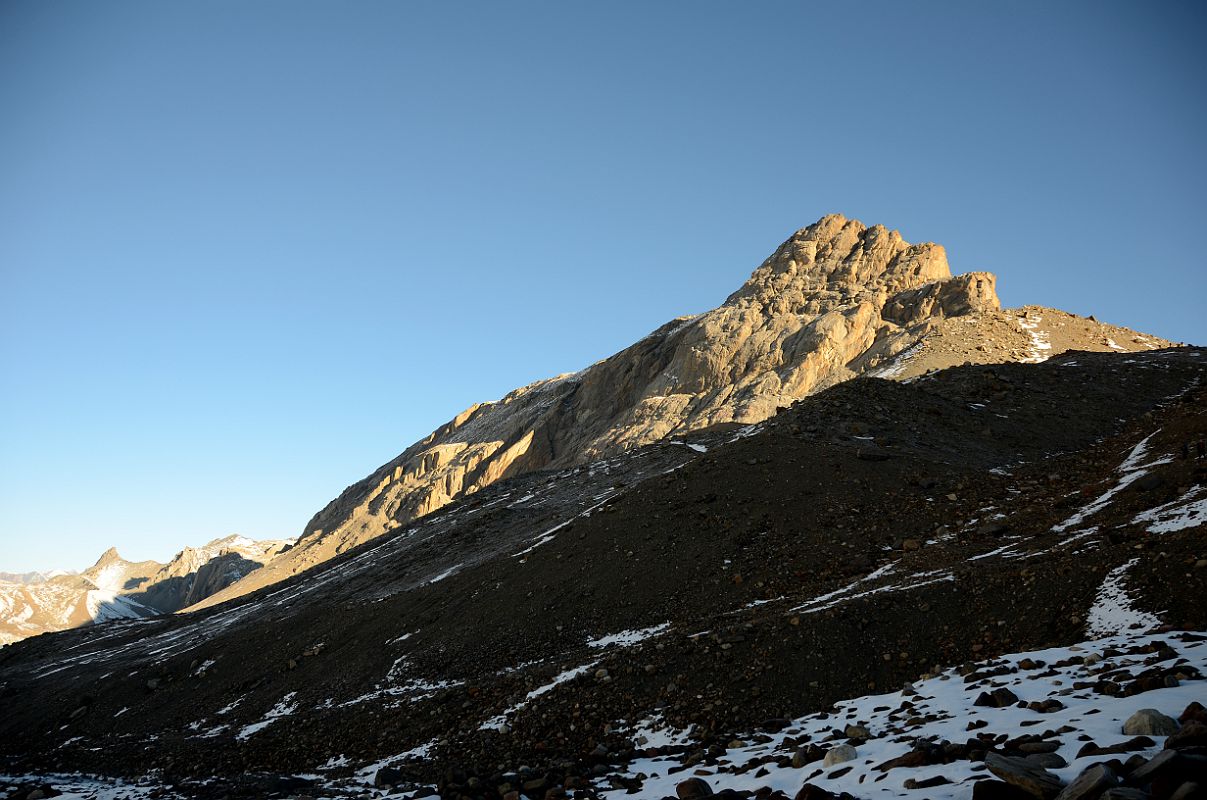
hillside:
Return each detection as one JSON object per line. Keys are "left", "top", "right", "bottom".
{"left": 0, "top": 347, "right": 1202, "bottom": 799}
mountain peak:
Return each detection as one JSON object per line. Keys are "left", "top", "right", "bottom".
{"left": 188, "top": 216, "right": 1101, "bottom": 610}
{"left": 91, "top": 546, "right": 125, "bottom": 568}
{"left": 726, "top": 214, "right": 961, "bottom": 311}
{"left": 188, "top": 217, "right": 1172, "bottom": 612}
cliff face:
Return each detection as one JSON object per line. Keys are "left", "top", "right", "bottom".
{"left": 192, "top": 214, "right": 1009, "bottom": 607}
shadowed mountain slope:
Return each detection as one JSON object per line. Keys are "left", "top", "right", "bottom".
{"left": 1, "top": 347, "right": 1202, "bottom": 798}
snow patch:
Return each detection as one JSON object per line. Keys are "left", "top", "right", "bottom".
{"left": 428, "top": 564, "right": 462, "bottom": 584}
{"left": 1132, "top": 486, "right": 1207, "bottom": 534}
{"left": 481, "top": 660, "right": 600, "bottom": 731}
{"left": 1017, "top": 314, "right": 1052, "bottom": 363}
{"left": 1054, "top": 431, "right": 1172, "bottom": 532}
{"left": 235, "top": 693, "right": 298, "bottom": 740}
{"left": 1086, "top": 559, "right": 1161, "bottom": 637}
{"left": 587, "top": 623, "right": 669, "bottom": 649}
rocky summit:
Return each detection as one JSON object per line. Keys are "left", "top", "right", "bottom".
{"left": 0, "top": 217, "right": 1200, "bottom": 800}
{"left": 191, "top": 215, "right": 1173, "bottom": 611}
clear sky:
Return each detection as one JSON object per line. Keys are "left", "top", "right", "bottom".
{"left": 2, "top": 1, "right": 1204, "bottom": 572}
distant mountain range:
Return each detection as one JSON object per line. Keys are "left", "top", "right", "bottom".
{"left": 0, "top": 569, "right": 76, "bottom": 585}
{"left": 0, "top": 535, "right": 293, "bottom": 646}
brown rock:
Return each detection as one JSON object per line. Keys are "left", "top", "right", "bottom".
{"left": 1179, "top": 702, "right": 1206, "bottom": 725}
{"left": 985, "top": 752, "right": 1065, "bottom": 799}
{"left": 794, "top": 785, "right": 837, "bottom": 800}
{"left": 1167, "top": 784, "right": 1203, "bottom": 800}
{"left": 1166, "top": 723, "right": 1207, "bottom": 751}
{"left": 1100, "top": 789, "right": 1149, "bottom": 800}
{"left": 677, "top": 778, "right": 714, "bottom": 799}
{"left": 1123, "top": 709, "right": 1179, "bottom": 736}
{"left": 1127, "top": 750, "right": 1180, "bottom": 784}
{"left": 1054, "top": 764, "right": 1118, "bottom": 800}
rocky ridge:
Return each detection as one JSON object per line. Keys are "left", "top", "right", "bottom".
{"left": 192, "top": 215, "right": 1173, "bottom": 611}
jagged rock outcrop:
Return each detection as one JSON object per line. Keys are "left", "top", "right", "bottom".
{"left": 0, "top": 535, "right": 291, "bottom": 646}
{"left": 192, "top": 213, "right": 1174, "bottom": 610}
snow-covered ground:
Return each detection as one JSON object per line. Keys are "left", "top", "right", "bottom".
{"left": 599, "top": 627, "right": 1205, "bottom": 799}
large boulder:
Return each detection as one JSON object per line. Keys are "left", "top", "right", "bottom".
{"left": 1124, "top": 709, "right": 1180, "bottom": 737}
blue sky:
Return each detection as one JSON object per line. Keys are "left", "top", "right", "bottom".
{"left": 2, "top": 1, "right": 1204, "bottom": 571}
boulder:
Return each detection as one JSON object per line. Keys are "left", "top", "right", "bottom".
{"left": 1180, "top": 702, "right": 1207, "bottom": 725}
{"left": 843, "top": 724, "right": 871, "bottom": 740}
{"left": 1167, "top": 785, "right": 1203, "bottom": 800}
{"left": 1123, "top": 709, "right": 1179, "bottom": 736}
{"left": 985, "top": 752, "right": 1064, "bottom": 799}
{"left": 792, "top": 744, "right": 825, "bottom": 768}
{"left": 1166, "top": 723, "right": 1207, "bottom": 750}
{"left": 1054, "top": 765, "right": 1118, "bottom": 800}
{"left": 794, "top": 785, "right": 837, "bottom": 800}
{"left": 822, "top": 744, "right": 858, "bottom": 767}
{"left": 1100, "top": 789, "right": 1149, "bottom": 800}
{"left": 374, "top": 766, "right": 403, "bottom": 788}
{"left": 676, "top": 778, "right": 714, "bottom": 799}
{"left": 1026, "top": 753, "right": 1068, "bottom": 770}
{"left": 1127, "top": 750, "right": 1181, "bottom": 784}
